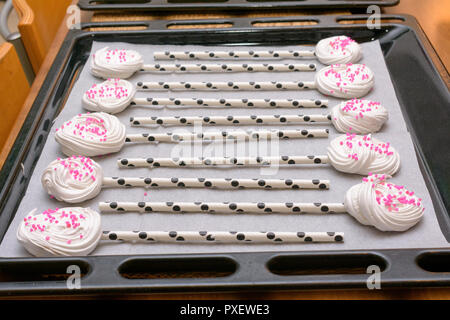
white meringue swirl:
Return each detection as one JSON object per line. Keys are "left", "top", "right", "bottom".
{"left": 315, "top": 36, "right": 362, "bottom": 65}
{"left": 82, "top": 79, "right": 135, "bottom": 114}
{"left": 42, "top": 156, "right": 103, "bottom": 203}
{"left": 55, "top": 112, "right": 126, "bottom": 157}
{"left": 17, "top": 207, "right": 102, "bottom": 257}
{"left": 91, "top": 47, "right": 144, "bottom": 79}
{"left": 315, "top": 64, "right": 374, "bottom": 99}
{"left": 327, "top": 134, "right": 400, "bottom": 176}
{"left": 345, "top": 174, "right": 424, "bottom": 231}
{"left": 331, "top": 99, "right": 388, "bottom": 134}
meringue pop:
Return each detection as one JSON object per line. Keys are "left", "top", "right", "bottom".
{"left": 82, "top": 78, "right": 329, "bottom": 114}
{"left": 17, "top": 207, "right": 343, "bottom": 256}
{"left": 345, "top": 174, "right": 424, "bottom": 231}
{"left": 54, "top": 112, "right": 329, "bottom": 157}
{"left": 130, "top": 99, "right": 388, "bottom": 135}
{"left": 42, "top": 156, "right": 330, "bottom": 204}
{"left": 91, "top": 47, "right": 317, "bottom": 79}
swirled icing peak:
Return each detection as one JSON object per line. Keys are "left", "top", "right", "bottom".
{"left": 55, "top": 112, "right": 126, "bottom": 157}
{"left": 315, "top": 63, "right": 374, "bottom": 99}
{"left": 327, "top": 133, "right": 400, "bottom": 175}
{"left": 83, "top": 79, "right": 135, "bottom": 114}
{"left": 315, "top": 36, "right": 362, "bottom": 65}
{"left": 345, "top": 174, "right": 424, "bottom": 231}
{"left": 17, "top": 207, "right": 102, "bottom": 257}
{"left": 42, "top": 156, "right": 103, "bottom": 203}
{"left": 91, "top": 47, "right": 144, "bottom": 79}
{"left": 331, "top": 99, "right": 388, "bottom": 134}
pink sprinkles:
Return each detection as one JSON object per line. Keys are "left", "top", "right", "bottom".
{"left": 342, "top": 133, "right": 394, "bottom": 161}
{"left": 54, "top": 155, "right": 98, "bottom": 182}
{"left": 102, "top": 48, "right": 135, "bottom": 64}
{"left": 324, "top": 63, "right": 371, "bottom": 94}
{"left": 327, "top": 36, "right": 355, "bottom": 56}
{"left": 363, "top": 174, "right": 424, "bottom": 213}
{"left": 85, "top": 78, "right": 129, "bottom": 101}
{"left": 58, "top": 114, "right": 108, "bottom": 142}
{"left": 341, "top": 99, "right": 381, "bottom": 121}
{"left": 24, "top": 208, "right": 87, "bottom": 243}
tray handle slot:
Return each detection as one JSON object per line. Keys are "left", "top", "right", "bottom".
{"left": 336, "top": 14, "right": 406, "bottom": 25}
{"left": 0, "top": 259, "right": 90, "bottom": 282}
{"left": 267, "top": 253, "right": 388, "bottom": 276}
{"left": 416, "top": 252, "right": 450, "bottom": 273}
{"left": 88, "top": 0, "right": 151, "bottom": 4}
{"left": 167, "top": 0, "right": 229, "bottom": 3}
{"left": 81, "top": 22, "right": 150, "bottom": 32}
{"left": 167, "top": 20, "right": 234, "bottom": 30}
{"left": 251, "top": 19, "right": 319, "bottom": 28}
{"left": 118, "top": 256, "right": 237, "bottom": 279}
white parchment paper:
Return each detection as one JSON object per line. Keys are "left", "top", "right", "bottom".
{"left": 0, "top": 39, "right": 448, "bottom": 257}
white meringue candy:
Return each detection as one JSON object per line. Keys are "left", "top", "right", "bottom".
{"left": 315, "top": 36, "right": 362, "bottom": 65}
{"left": 42, "top": 156, "right": 103, "bottom": 203}
{"left": 17, "top": 207, "right": 102, "bottom": 257}
{"left": 345, "top": 174, "right": 424, "bottom": 232}
{"left": 315, "top": 63, "right": 374, "bottom": 99}
{"left": 331, "top": 99, "right": 388, "bottom": 134}
{"left": 327, "top": 134, "right": 400, "bottom": 176}
{"left": 55, "top": 112, "right": 126, "bottom": 157}
{"left": 83, "top": 78, "right": 136, "bottom": 114}
{"left": 91, "top": 47, "right": 144, "bottom": 79}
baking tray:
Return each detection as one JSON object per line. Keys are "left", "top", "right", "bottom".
{"left": 77, "top": 0, "right": 400, "bottom": 11}
{"left": 0, "top": 14, "right": 449, "bottom": 296}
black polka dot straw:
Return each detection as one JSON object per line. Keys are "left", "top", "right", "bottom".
{"left": 101, "top": 231, "right": 343, "bottom": 244}
{"left": 131, "top": 114, "right": 331, "bottom": 127}
{"left": 136, "top": 80, "right": 316, "bottom": 91}
{"left": 94, "top": 61, "right": 316, "bottom": 79}
{"left": 133, "top": 98, "right": 327, "bottom": 108}
{"left": 99, "top": 201, "right": 345, "bottom": 214}
{"left": 42, "top": 156, "right": 331, "bottom": 204}
{"left": 125, "top": 128, "right": 329, "bottom": 143}
{"left": 154, "top": 49, "right": 316, "bottom": 60}
{"left": 103, "top": 177, "right": 329, "bottom": 190}
{"left": 153, "top": 36, "right": 362, "bottom": 66}
{"left": 144, "top": 63, "right": 316, "bottom": 72}
{"left": 83, "top": 79, "right": 328, "bottom": 114}
{"left": 17, "top": 207, "right": 344, "bottom": 256}
{"left": 56, "top": 113, "right": 329, "bottom": 157}
{"left": 117, "top": 155, "right": 329, "bottom": 168}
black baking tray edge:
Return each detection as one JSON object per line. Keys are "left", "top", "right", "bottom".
{"left": 77, "top": 0, "right": 399, "bottom": 11}
{"left": 0, "top": 14, "right": 449, "bottom": 297}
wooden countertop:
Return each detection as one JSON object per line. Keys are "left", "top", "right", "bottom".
{"left": 1, "top": 0, "right": 449, "bottom": 300}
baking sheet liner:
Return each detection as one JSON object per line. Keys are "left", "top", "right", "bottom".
{"left": 0, "top": 40, "right": 448, "bottom": 257}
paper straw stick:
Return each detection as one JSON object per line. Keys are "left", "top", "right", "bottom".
{"left": 90, "top": 37, "right": 361, "bottom": 80}
{"left": 101, "top": 231, "right": 344, "bottom": 243}
{"left": 102, "top": 177, "right": 329, "bottom": 190}
{"left": 131, "top": 97, "right": 328, "bottom": 109}
{"left": 42, "top": 156, "right": 331, "bottom": 204}
{"left": 118, "top": 155, "right": 329, "bottom": 168}
{"left": 130, "top": 114, "right": 332, "bottom": 126}
{"left": 56, "top": 113, "right": 330, "bottom": 157}
{"left": 83, "top": 81, "right": 329, "bottom": 113}
{"left": 17, "top": 207, "right": 346, "bottom": 256}
{"left": 154, "top": 49, "right": 316, "bottom": 60}
{"left": 124, "top": 129, "right": 329, "bottom": 143}
{"left": 136, "top": 80, "right": 316, "bottom": 91}
{"left": 140, "top": 62, "right": 316, "bottom": 72}
{"left": 99, "top": 201, "right": 346, "bottom": 214}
